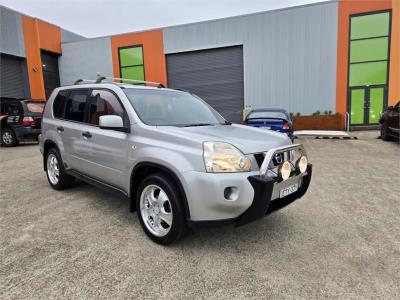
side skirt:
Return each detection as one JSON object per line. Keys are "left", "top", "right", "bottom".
{"left": 66, "top": 169, "right": 129, "bottom": 200}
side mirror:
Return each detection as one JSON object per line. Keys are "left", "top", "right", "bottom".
{"left": 99, "top": 115, "right": 126, "bottom": 131}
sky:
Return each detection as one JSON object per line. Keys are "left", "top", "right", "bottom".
{"left": 0, "top": 0, "right": 328, "bottom": 38}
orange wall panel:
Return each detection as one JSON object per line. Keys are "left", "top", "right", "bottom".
{"left": 37, "top": 21, "right": 61, "bottom": 54}
{"left": 22, "top": 16, "right": 61, "bottom": 100}
{"left": 389, "top": 0, "right": 399, "bottom": 104}
{"left": 22, "top": 16, "right": 46, "bottom": 99}
{"left": 336, "top": 0, "right": 394, "bottom": 116}
{"left": 111, "top": 30, "right": 167, "bottom": 87}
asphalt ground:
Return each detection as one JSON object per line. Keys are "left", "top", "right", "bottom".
{"left": 0, "top": 131, "right": 399, "bottom": 299}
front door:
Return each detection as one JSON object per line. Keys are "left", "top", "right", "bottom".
{"left": 349, "top": 85, "right": 387, "bottom": 125}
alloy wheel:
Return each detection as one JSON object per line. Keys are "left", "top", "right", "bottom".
{"left": 140, "top": 184, "right": 173, "bottom": 237}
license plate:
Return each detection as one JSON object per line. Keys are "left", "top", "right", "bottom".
{"left": 279, "top": 183, "right": 298, "bottom": 198}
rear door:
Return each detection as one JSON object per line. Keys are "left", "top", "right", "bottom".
{"left": 57, "top": 89, "right": 91, "bottom": 170}
{"left": 77, "top": 89, "right": 130, "bottom": 189}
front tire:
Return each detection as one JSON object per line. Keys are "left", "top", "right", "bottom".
{"left": 136, "top": 173, "right": 187, "bottom": 245}
{"left": 45, "top": 148, "right": 75, "bottom": 190}
{"left": 1, "top": 128, "right": 18, "bottom": 147}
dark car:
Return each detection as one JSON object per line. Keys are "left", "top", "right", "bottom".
{"left": 0, "top": 97, "right": 45, "bottom": 147}
{"left": 244, "top": 109, "right": 294, "bottom": 141}
{"left": 379, "top": 101, "right": 399, "bottom": 141}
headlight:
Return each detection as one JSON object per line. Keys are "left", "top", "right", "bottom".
{"left": 203, "top": 142, "right": 251, "bottom": 173}
{"left": 278, "top": 161, "right": 292, "bottom": 180}
{"left": 296, "top": 155, "right": 308, "bottom": 173}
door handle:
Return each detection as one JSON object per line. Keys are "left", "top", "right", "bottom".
{"left": 82, "top": 131, "right": 92, "bottom": 138}
{"left": 57, "top": 126, "right": 64, "bottom": 132}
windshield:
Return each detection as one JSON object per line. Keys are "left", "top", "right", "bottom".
{"left": 124, "top": 89, "right": 226, "bottom": 126}
{"left": 247, "top": 111, "right": 288, "bottom": 120}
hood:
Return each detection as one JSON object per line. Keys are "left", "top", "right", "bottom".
{"left": 159, "top": 124, "right": 291, "bottom": 154}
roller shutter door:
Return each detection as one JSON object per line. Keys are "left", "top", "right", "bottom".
{"left": 0, "top": 54, "right": 27, "bottom": 98}
{"left": 167, "top": 46, "right": 244, "bottom": 124}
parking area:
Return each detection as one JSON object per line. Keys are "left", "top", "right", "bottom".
{"left": 0, "top": 131, "right": 399, "bottom": 299}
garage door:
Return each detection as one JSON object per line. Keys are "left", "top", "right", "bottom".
{"left": 41, "top": 51, "right": 60, "bottom": 99}
{"left": 167, "top": 46, "right": 244, "bottom": 124}
{"left": 0, "top": 54, "right": 28, "bottom": 99}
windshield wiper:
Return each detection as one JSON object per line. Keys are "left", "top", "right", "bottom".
{"left": 183, "top": 123, "right": 214, "bottom": 127}
{"left": 222, "top": 120, "right": 232, "bottom": 125}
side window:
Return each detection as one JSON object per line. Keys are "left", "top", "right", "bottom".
{"left": 88, "top": 90, "right": 125, "bottom": 125}
{"left": 53, "top": 90, "right": 68, "bottom": 118}
{"left": 7, "top": 102, "right": 22, "bottom": 115}
{"left": 64, "top": 90, "right": 88, "bottom": 122}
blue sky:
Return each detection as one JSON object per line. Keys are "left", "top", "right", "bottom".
{"left": 0, "top": 0, "right": 328, "bottom": 37}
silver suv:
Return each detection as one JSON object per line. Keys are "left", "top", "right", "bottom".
{"left": 39, "top": 77, "right": 312, "bottom": 245}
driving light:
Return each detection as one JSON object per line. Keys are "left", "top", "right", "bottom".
{"left": 203, "top": 142, "right": 251, "bottom": 173}
{"left": 278, "top": 161, "right": 292, "bottom": 180}
{"left": 297, "top": 155, "right": 308, "bottom": 173}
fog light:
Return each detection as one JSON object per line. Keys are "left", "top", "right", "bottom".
{"left": 297, "top": 155, "right": 308, "bottom": 173}
{"left": 278, "top": 161, "right": 291, "bottom": 181}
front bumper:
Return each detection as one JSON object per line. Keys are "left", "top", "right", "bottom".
{"left": 186, "top": 143, "right": 312, "bottom": 228}
{"left": 236, "top": 164, "right": 312, "bottom": 226}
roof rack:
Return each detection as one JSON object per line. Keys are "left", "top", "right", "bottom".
{"left": 95, "top": 74, "right": 165, "bottom": 88}
{"left": 73, "top": 75, "right": 165, "bottom": 88}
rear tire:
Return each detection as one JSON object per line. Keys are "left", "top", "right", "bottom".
{"left": 381, "top": 123, "right": 390, "bottom": 141}
{"left": 136, "top": 173, "right": 187, "bottom": 245}
{"left": 1, "top": 128, "right": 18, "bottom": 147}
{"left": 45, "top": 148, "right": 75, "bottom": 190}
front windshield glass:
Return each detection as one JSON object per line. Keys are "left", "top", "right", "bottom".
{"left": 248, "top": 111, "right": 288, "bottom": 120}
{"left": 124, "top": 89, "right": 226, "bottom": 126}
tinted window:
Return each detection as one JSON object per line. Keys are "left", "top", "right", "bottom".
{"left": 64, "top": 90, "right": 88, "bottom": 122}
{"left": 124, "top": 89, "right": 225, "bottom": 126}
{"left": 247, "top": 111, "right": 288, "bottom": 120}
{"left": 88, "top": 90, "right": 125, "bottom": 125}
{"left": 25, "top": 101, "right": 45, "bottom": 114}
{"left": 3, "top": 102, "right": 22, "bottom": 115}
{"left": 53, "top": 91, "right": 68, "bottom": 118}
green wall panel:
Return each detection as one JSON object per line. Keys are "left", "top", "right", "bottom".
{"left": 350, "top": 12, "right": 390, "bottom": 40}
{"left": 121, "top": 66, "right": 145, "bottom": 81}
{"left": 349, "top": 61, "right": 387, "bottom": 86}
{"left": 119, "top": 47, "right": 143, "bottom": 67}
{"left": 350, "top": 89, "right": 365, "bottom": 125}
{"left": 350, "top": 37, "right": 388, "bottom": 63}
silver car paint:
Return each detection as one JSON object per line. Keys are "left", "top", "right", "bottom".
{"left": 40, "top": 84, "right": 293, "bottom": 221}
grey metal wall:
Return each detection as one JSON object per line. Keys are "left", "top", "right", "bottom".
{"left": 59, "top": 37, "right": 114, "bottom": 85}
{"left": 0, "top": 6, "right": 25, "bottom": 57}
{"left": 163, "top": 1, "right": 338, "bottom": 115}
{"left": 61, "top": 29, "right": 86, "bottom": 43}
{"left": 0, "top": 54, "right": 29, "bottom": 98}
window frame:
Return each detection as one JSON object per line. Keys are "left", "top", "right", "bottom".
{"left": 347, "top": 10, "right": 392, "bottom": 89}
{"left": 53, "top": 88, "right": 130, "bottom": 131}
{"left": 118, "top": 45, "right": 145, "bottom": 83}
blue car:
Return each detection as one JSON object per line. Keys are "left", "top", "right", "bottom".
{"left": 244, "top": 109, "right": 294, "bottom": 141}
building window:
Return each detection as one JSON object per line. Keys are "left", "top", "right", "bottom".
{"left": 118, "top": 46, "right": 145, "bottom": 82}
{"left": 348, "top": 11, "right": 391, "bottom": 87}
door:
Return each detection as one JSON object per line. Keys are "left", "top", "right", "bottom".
{"left": 59, "top": 89, "right": 91, "bottom": 170}
{"left": 388, "top": 103, "right": 400, "bottom": 132}
{"left": 349, "top": 85, "right": 387, "bottom": 125}
{"left": 0, "top": 54, "right": 29, "bottom": 98}
{"left": 77, "top": 89, "right": 130, "bottom": 189}
{"left": 167, "top": 46, "right": 244, "bottom": 124}
{"left": 41, "top": 51, "right": 60, "bottom": 99}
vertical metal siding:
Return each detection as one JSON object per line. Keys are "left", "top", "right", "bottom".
{"left": 59, "top": 37, "right": 114, "bottom": 85}
{"left": 167, "top": 46, "right": 244, "bottom": 123}
{"left": 163, "top": 1, "right": 339, "bottom": 115}
{"left": 0, "top": 6, "right": 26, "bottom": 57}
{"left": 0, "top": 54, "right": 27, "bottom": 98}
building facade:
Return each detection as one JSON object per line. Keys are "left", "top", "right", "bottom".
{"left": 1, "top": 0, "right": 399, "bottom": 127}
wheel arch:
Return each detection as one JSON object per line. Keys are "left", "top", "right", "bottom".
{"left": 43, "top": 140, "right": 60, "bottom": 171}
{"left": 130, "top": 162, "right": 190, "bottom": 220}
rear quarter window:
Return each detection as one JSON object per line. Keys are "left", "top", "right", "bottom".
{"left": 53, "top": 91, "right": 68, "bottom": 118}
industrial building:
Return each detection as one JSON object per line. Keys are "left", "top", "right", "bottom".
{"left": 0, "top": 0, "right": 399, "bottom": 126}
